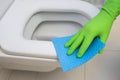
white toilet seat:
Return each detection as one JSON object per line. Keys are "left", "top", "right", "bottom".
{"left": 0, "top": 0, "right": 99, "bottom": 59}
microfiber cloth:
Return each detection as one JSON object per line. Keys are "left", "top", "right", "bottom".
{"left": 52, "top": 35, "right": 105, "bottom": 72}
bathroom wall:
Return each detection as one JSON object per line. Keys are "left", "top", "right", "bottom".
{"left": 81, "top": 0, "right": 106, "bottom": 8}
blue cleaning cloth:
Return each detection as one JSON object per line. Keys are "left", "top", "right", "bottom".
{"left": 52, "top": 35, "right": 105, "bottom": 72}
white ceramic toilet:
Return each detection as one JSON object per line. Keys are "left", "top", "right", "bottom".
{"left": 0, "top": 0, "right": 99, "bottom": 72}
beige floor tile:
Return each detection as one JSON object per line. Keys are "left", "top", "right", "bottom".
{"left": 36, "top": 67, "right": 84, "bottom": 80}
{"left": 6, "top": 66, "right": 84, "bottom": 80}
{"left": 86, "top": 51, "right": 120, "bottom": 80}
{"left": 105, "top": 15, "right": 120, "bottom": 50}
{"left": 0, "top": 69, "right": 12, "bottom": 80}
{"left": 9, "top": 70, "right": 38, "bottom": 80}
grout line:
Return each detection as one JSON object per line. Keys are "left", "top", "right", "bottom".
{"left": 0, "top": 69, "right": 12, "bottom": 80}
{"left": 84, "top": 65, "right": 86, "bottom": 80}
{"left": 35, "top": 72, "right": 39, "bottom": 80}
{"left": 7, "top": 69, "right": 14, "bottom": 80}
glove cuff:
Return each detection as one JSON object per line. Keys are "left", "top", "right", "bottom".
{"left": 102, "top": 0, "right": 120, "bottom": 20}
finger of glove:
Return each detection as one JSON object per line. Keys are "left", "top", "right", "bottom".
{"left": 64, "top": 31, "right": 81, "bottom": 48}
{"left": 77, "top": 35, "right": 94, "bottom": 58}
{"left": 98, "top": 48, "right": 104, "bottom": 54}
{"left": 67, "top": 33, "right": 84, "bottom": 56}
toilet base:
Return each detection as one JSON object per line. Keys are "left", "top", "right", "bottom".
{"left": 0, "top": 50, "right": 60, "bottom": 72}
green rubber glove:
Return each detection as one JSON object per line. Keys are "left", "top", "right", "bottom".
{"left": 65, "top": 0, "right": 120, "bottom": 58}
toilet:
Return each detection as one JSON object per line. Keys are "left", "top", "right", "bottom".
{"left": 0, "top": 0, "right": 99, "bottom": 72}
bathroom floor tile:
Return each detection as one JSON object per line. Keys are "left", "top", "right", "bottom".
{"left": 6, "top": 66, "right": 84, "bottom": 80}
{"left": 0, "top": 69, "right": 12, "bottom": 80}
{"left": 85, "top": 51, "right": 120, "bottom": 80}
{"left": 9, "top": 70, "right": 38, "bottom": 80}
{"left": 105, "top": 15, "right": 120, "bottom": 50}
{"left": 36, "top": 67, "right": 84, "bottom": 80}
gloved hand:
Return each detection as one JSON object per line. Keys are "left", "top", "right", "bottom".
{"left": 65, "top": 0, "right": 120, "bottom": 58}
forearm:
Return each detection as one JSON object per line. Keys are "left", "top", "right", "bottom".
{"left": 102, "top": 0, "right": 120, "bottom": 19}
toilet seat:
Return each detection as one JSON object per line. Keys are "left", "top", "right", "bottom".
{"left": 0, "top": 0, "right": 99, "bottom": 59}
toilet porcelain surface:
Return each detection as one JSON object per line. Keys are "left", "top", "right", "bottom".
{"left": 0, "top": 0, "right": 99, "bottom": 59}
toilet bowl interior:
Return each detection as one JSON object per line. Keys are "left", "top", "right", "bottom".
{"left": 24, "top": 12, "right": 89, "bottom": 41}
